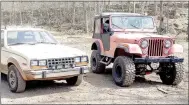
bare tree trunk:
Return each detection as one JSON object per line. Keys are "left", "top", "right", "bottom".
{"left": 141, "top": 2, "right": 145, "bottom": 14}
{"left": 133, "top": 2, "right": 136, "bottom": 13}
{"left": 47, "top": 9, "right": 51, "bottom": 26}
{"left": 31, "top": 2, "right": 34, "bottom": 26}
{"left": 59, "top": 2, "right": 62, "bottom": 26}
{"left": 72, "top": 2, "right": 76, "bottom": 26}
{"left": 155, "top": 1, "right": 158, "bottom": 15}
{"left": 11, "top": 2, "right": 15, "bottom": 25}
{"left": 83, "top": 2, "right": 88, "bottom": 34}
{"left": 127, "top": 1, "right": 130, "bottom": 12}
{"left": 19, "top": 2, "right": 23, "bottom": 25}
{"left": 166, "top": 5, "right": 169, "bottom": 34}
{"left": 94, "top": 2, "right": 97, "bottom": 15}
{"left": 121, "top": 1, "right": 124, "bottom": 11}
{"left": 145, "top": 2, "right": 150, "bottom": 15}
{"left": 97, "top": 1, "right": 100, "bottom": 14}
{"left": 1, "top": 9, "right": 3, "bottom": 26}
{"left": 108, "top": 0, "right": 111, "bottom": 11}
{"left": 159, "top": 0, "right": 164, "bottom": 35}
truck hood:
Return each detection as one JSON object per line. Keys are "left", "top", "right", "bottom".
{"left": 9, "top": 44, "right": 87, "bottom": 59}
{"left": 114, "top": 33, "right": 171, "bottom": 43}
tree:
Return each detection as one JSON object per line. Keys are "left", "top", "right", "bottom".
{"left": 72, "top": 2, "right": 76, "bottom": 26}
{"left": 83, "top": 2, "right": 88, "bottom": 33}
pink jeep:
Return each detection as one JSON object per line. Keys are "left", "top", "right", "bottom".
{"left": 90, "top": 12, "right": 184, "bottom": 87}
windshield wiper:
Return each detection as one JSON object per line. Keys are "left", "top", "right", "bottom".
{"left": 37, "top": 42, "right": 57, "bottom": 44}
{"left": 8, "top": 42, "right": 36, "bottom": 46}
{"left": 112, "top": 23, "right": 125, "bottom": 30}
{"left": 129, "top": 24, "right": 140, "bottom": 29}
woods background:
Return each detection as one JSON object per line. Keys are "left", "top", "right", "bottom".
{"left": 1, "top": 1, "right": 188, "bottom": 39}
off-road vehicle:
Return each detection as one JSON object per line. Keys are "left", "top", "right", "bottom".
{"left": 0, "top": 27, "right": 89, "bottom": 92}
{"left": 90, "top": 12, "right": 184, "bottom": 87}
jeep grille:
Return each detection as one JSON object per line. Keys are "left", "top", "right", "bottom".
{"left": 47, "top": 58, "right": 75, "bottom": 69}
{"left": 148, "top": 39, "right": 164, "bottom": 56}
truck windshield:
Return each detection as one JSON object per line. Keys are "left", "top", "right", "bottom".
{"left": 111, "top": 16, "right": 154, "bottom": 29}
{"left": 7, "top": 30, "right": 58, "bottom": 46}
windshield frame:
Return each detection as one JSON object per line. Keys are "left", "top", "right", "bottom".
{"left": 5, "top": 30, "right": 58, "bottom": 46}
{"left": 110, "top": 15, "right": 156, "bottom": 32}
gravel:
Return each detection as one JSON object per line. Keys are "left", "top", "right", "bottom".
{"left": 1, "top": 35, "right": 188, "bottom": 104}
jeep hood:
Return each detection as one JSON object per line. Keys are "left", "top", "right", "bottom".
{"left": 9, "top": 44, "right": 87, "bottom": 59}
{"left": 114, "top": 33, "right": 171, "bottom": 43}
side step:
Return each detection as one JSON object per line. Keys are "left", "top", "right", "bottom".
{"left": 100, "top": 57, "right": 112, "bottom": 66}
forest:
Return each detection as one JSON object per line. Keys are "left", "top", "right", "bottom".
{"left": 1, "top": 1, "right": 188, "bottom": 37}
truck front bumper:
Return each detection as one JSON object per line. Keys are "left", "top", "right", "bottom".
{"left": 25, "top": 66, "right": 89, "bottom": 79}
{"left": 134, "top": 57, "right": 184, "bottom": 63}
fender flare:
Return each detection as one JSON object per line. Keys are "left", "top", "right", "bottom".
{"left": 116, "top": 45, "right": 130, "bottom": 53}
{"left": 169, "top": 44, "right": 184, "bottom": 54}
{"left": 91, "top": 41, "right": 101, "bottom": 52}
{"left": 115, "top": 44, "right": 142, "bottom": 55}
{"left": 7, "top": 57, "right": 27, "bottom": 80}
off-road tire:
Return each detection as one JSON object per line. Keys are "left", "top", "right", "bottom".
{"left": 159, "top": 62, "right": 184, "bottom": 85}
{"left": 112, "top": 56, "right": 136, "bottom": 87}
{"left": 90, "top": 50, "right": 105, "bottom": 73}
{"left": 8, "top": 65, "right": 26, "bottom": 93}
{"left": 66, "top": 75, "right": 83, "bottom": 86}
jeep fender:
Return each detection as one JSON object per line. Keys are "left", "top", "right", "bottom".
{"left": 116, "top": 44, "right": 142, "bottom": 55}
{"left": 169, "top": 44, "right": 183, "bottom": 54}
{"left": 7, "top": 57, "right": 27, "bottom": 80}
{"left": 91, "top": 40, "right": 104, "bottom": 52}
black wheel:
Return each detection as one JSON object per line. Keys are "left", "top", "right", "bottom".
{"left": 112, "top": 56, "right": 136, "bottom": 87}
{"left": 66, "top": 75, "right": 83, "bottom": 86}
{"left": 159, "top": 62, "right": 184, "bottom": 85}
{"left": 90, "top": 50, "right": 105, "bottom": 73}
{"left": 8, "top": 65, "right": 26, "bottom": 93}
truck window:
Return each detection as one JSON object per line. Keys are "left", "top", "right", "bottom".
{"left": 102, "top": 17, "right": 110, "bottom": 33}
{"left": 95, "top": 18, "right": 101, "bottom": 34}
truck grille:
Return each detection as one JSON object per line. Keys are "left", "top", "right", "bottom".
{"left": 148, "top": 39, "right": 164, "bottom": 56}
{"left": 47, "top": 58, "right": 75, "bottom": 69}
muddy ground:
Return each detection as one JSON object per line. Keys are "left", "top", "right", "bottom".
{"left": 1, "top": 35, "right": 188, "bottom": 104}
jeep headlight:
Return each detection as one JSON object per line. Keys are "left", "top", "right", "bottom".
{"left": 140, "top": 39, "right": 148, "bottom": 48}
{"left": 39, "top": 60, "right": 47, "bottom": 66}
{"left": 164, "top": 39, "right": 172, "bottom": 48}
{"left": 81, "top": 56, "right": 88, "bottom": 62}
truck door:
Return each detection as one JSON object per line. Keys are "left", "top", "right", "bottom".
{"left": 101, "top": 17, "right": 111, "bottom": 51}
{"left": 0, "top": 30, "right": 6, "bottom": 74}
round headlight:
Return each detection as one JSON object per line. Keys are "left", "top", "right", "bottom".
{"left": 31, "top": 60, "right": 38, "bottom": 66}
{"left": 39, "top": 60, "right": 47, "bottom": 66}
{"left": 81, "top": 56, "right": 88, "bottom": 62}
{"left": 140, "top": 39, "right": 148, "bottom": 48}
{"left": 164, "top": 39, "right": 172, "bottom": 48}
{"left": 75, "top": 57, "right": 81, "bottom": 62}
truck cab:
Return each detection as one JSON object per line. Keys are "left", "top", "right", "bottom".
{"left": 90, "top": 12, "right": 184, "bottom": 87}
